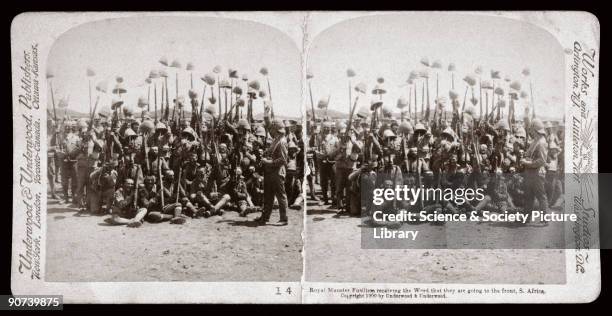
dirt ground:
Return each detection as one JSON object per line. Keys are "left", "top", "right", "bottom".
{"left": 45, "top": 195, "right": 303, "bottom": 282}
{"left": 305, "top": 187, "right": 566, "bottom": 284}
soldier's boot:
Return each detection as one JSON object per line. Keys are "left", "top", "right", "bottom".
{"left": 63, "top": 191, "right": 71, "bottom": 204}
{"left": 321, "top": 194, "right": 329, "bottom": 205}
{"left": 49, "top": 182, "right": 58, "bottom": 199}
{"left": 184, "top": 203, "right": 199, "bottom": 218}
{"left": 211, "top": 194, "right": 230, "bottom": 216}
{"left": 331, "top": 199, "right": 338, "bottom": 209}
{"left": 170, "top": 206, "right": 186, "bottom": 224}
{"left": 310, "top": 193, "right": 320, "bottom": 202}
{"left": 308, "top": 178, "right": 319, "bottom": 201}
{"left": 290, "top": 195, "right": 303, "bottom": 210}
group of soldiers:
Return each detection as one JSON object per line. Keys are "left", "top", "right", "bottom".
{"left": 47, "top": 95, "right": 304, "bottom": 227}
{"left": 47, "top": 61, "right": 566, "bottom": 227}
{"left": 306, "top": 94, "right": 564, "bottom": 224}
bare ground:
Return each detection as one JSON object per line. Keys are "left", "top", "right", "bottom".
{"left": 46, "top": 197, "right": 303, "bottom": 282}
{"left": 305, "top": 192, "right": 566, "bottom": 284}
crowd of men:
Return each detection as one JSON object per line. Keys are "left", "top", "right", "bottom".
{"left": 47, "top": 95, "right": 304, "bottom": 227}
{"left": 306, "top": 96, "right": 564, "bottom": 225}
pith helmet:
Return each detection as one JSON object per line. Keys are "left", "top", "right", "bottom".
{"left": 237, "top": 118, "right": 251, "bottom": 130}
{"left": 181, "top": 127, "right": 197, "bottom": 140}
{"left": 531, "top": 118, "right": 546, "bottom": 135}
{"left": 414, "top": 123, "right": 426, "bottom": 133}
{"left": 273, "top": 118, "right": 285, "bottom": 132}
{"left": 155, "top": 122, "right": 168, "bottom": 131}
{"left": 383, "top": 129, "right": 396, "bottom": 138}
{"left": 124, "top": 128, "right": 137, "bottom": 138}
{"left": 398, "top": 121, "right": 413, "bottom": 134}
{"left": 255, "top": 126, "right": 266, "bottom": 137}
{"left": 495, "top": 119, "right": 511, "bottom": 131}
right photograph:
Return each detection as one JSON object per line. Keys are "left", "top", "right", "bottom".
{"left": 304, "top": 12, "right": 568, "bottom": 284}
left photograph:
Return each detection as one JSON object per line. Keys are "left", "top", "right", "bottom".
{"left": 45, "top": 16, "right": 304, "bottom": 282}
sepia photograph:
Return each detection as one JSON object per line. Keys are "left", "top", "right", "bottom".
{"left": 44, "top": 15, "right": 304, "bottom": 282}
{"left": 9, "top": 11, "right": 600, "bottom": 304}
{"left": 304, "top": 12, "right": 571, "bottom": 284}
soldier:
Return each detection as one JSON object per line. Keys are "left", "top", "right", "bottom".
{"left": 109, "top": 178, "right": 148, "bottom": 227}
{"left": 285, "top": 141, "right": 300, "bottom": 207}
{"left": 74, "top": 129, "right": 97, "bottom": 209}
{"left": 117, "top": 151, "right": 143, "bottom": 187}
{"left": 521, "top": 118, "right": 549, "bottom": 224}
{"left": 255, "top": 118, "right": 289, "bottom": 225}
{"left": 470, "top": 168, "right": 515, "bottom": 215}
{"left": 306, "top": 122, "right": 320, "bottom": 201}
{"left": 148, "top": 122, "right": 174, "bottom": 149}
{"left": 290, "top": 122, "right": 306, "bottom": 210}
{"left": 61, "top": 121, "right": 81, "bottom": 204}
{"left": 546, "top": 142, "right": 563, "bottom": 208}
{"left": 153, "top": 168, "right": 198, "bottom": 222}
{"left": 334, "top": 126, "right": 362, "bottom": 216}
{"left": 545, "top": 121, "right": 560, "bottom": 149}
{"left": 229, "top": 167, "right": 258, "bottom": 217}
{"left": 319, "top": 121, "right": 337, "bottom": 205}
{"left": 88, "top": 160, "right": 117, "bottom": 215}
{"left": 246, "top": 169, "right": 264, "bottom": 208}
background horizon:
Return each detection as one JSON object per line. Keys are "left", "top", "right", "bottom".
{"left": 307, "top": 13, "right": 565, "bottom": 121}
{"left": 46, "top": 16, "right": 302, "bottom": 118}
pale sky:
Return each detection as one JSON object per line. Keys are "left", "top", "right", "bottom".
{"left": 47, "top": 16, "right": 302, "bottom": 118}
{"left": 307, "top": 13, "right": 565, "bottom": 120}
{"left": 47, "top": 14, "right": 565, "bottom": 120}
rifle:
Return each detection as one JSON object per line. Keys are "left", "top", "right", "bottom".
{"left": 247, "top": 95, "right": 254, "bottom": 125}
{"left": 425, "top": 78, "right": 431, "bottom": 122}
{"left": 199, "top": 87, "right": 207, "bottom": 127}
{"left": 154, "top": 82, "right": 158, "bottom": 122}
{"left": 88, "top": 95, "right": 100, "bottom": 131}
{"left": 224, "top": 100, "right": 240, "bottom": 122}
{"left": 159, "top": 156, "right": 165, "bottom": 208}
{"left": 49, "top": 82, "right": 63, "bottom": 151}
{"left": 210, "top": 117, "right": 221, "bottom": 197}
{"left": 133, "top": 164, "right": 141, "bottom": 209}
{"left": 402, "top": 135, "right": 410, "bottom": 173}
{"left": 143, "top": 132, "right": 150, "bottom": 175}
{"left": 344, "top": 94, "right": 360, "bottom": 139}
{"left": 309, "top": 81, "right": 316, "bottom": 122}
{"left": 175, "top": 164, "right": 182, "bottom": 203}
{"left": 267, "top": 77, "right": 275, "bottom": 120}
{"left": 416, "top": 157, "right": 424, "bottom": 211}
{"left": 165, "top": 76, "right": 170, "bottom": 120}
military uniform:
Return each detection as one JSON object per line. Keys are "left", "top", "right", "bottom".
{"left": 319, "top": 129, "right": 338, "bottom": 203}
{"left": 258, "top": 119, "right": 289, "bottom": 224}
{"left": 523, "top": 120, "right": 549, "bottom": 216}
{"left": 61, "top": 131, "right": 81, "bottom": 202}
{"left": 88, "top": 164, "right": 117, "bottom": 214}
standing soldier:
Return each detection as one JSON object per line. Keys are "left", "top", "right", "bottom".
{"left": 306, "top": 121, "right": 320, "bottom": 201}
{"left": 285, "top": 141, "right": 301, "bottom": 208}
{"left": 290, "top": 121, "right": 306, "bottom": 210}
{"left": 61, "top": 122, "right": 81, "bottom": 204}
{"left": 521, "top": 118, "right": 549, "bottom": 224}
{"left": 334, "top": 127, "right": 362, "bottom": 216}
{"left": 319, "top": 121, "right": 338, "bottom": 205}
{"left": 255, "top": 118, "right": 289, "bottom": 225}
